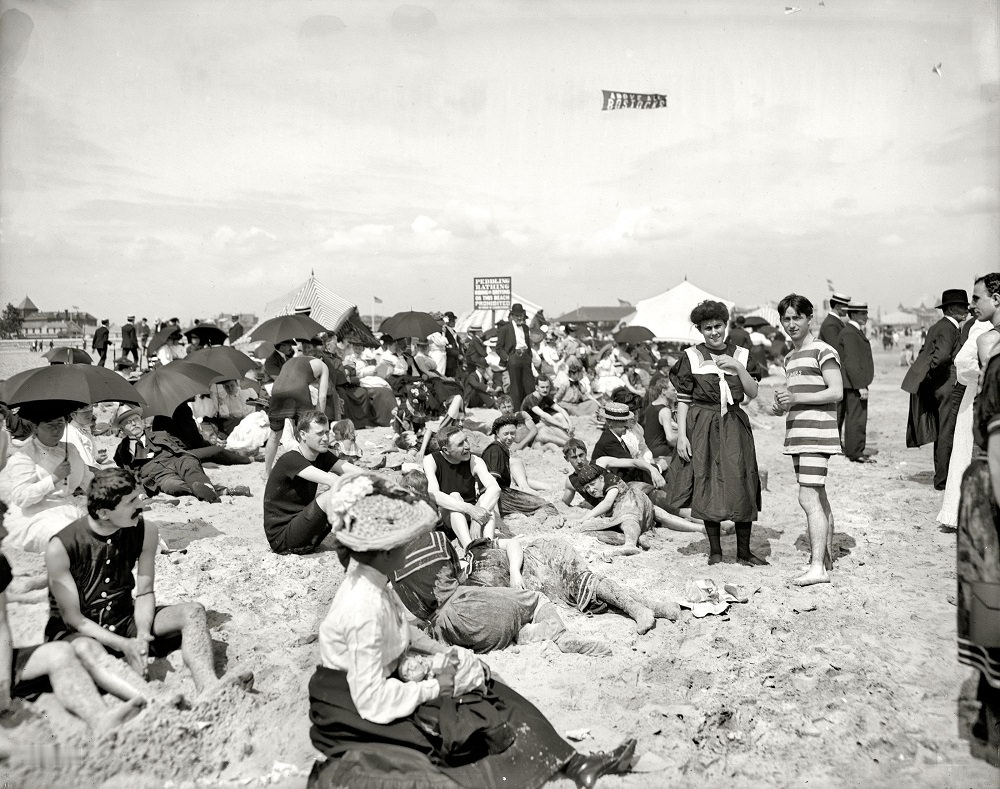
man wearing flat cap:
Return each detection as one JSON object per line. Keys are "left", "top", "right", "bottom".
{"left": 92, "top": 319, "right": 110, "bottom": 368}
{"left": 120, "top": 316, "right": 139, "bottom": 365}
{"left": 834, "top": 303, "right": 875, "bottom": 462}
{"left": 902, "top": 288, "right": 969, "bottom": 489}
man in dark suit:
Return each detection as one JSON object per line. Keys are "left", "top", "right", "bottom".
{"left": 727, "top": 316, "right": 752, "bottom": 349}
{"left": 496, "top": 303, "right": 535, "bottom": 412}
{"left": 228, "top": 315, "right": 244, "bottom": 345}
{"left": 461, "top": 361, "right": 495, "bottom": 408}
{"left": 819, "top": 292, "right": 852, "bottom": 346}
{"left": 902, "top": 288, "right": 969, "bottom": 489}
{"left": 120, "top": 316, "right": 139, "bottom": 364}
{"left": 262, "top": 340, "right": 295, "bottom": 382}
{"left": 92, "top": 319, "right": 110, "bottom": 367}
{"left": 441, "top": 311, "right": 463, "bottom": 378}
{"left": 835, "top": 303, "right": 875, "bottom": 462}
{"left": 819, "top": 292, "right": 851, "bottom": 432}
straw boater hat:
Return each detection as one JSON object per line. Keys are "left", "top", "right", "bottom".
{"left": 845, "top": 302, "right": 868, "bottom": 313}
{"left": 602, "top": 402, "right": 631, "bottom": 423}
{"left": 321, "top": 476, "right": 437, "bottom": 552}
{"left": 829, "top": 292, "right": 852, "bottom": 307}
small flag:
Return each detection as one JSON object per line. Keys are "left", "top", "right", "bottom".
{"left": 601, "top": 90, "right": 668, "bottom": 111}
{"left": 373, "top": 296, "right": 383, "bottom": 304}
{"left": 785, "top": 7, "right": 802, "bottom": 15}
{"left": 826, "top": 279, "right": 835, "bottom": 292}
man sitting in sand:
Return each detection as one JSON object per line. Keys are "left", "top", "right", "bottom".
{"left": 1, "top": 499, "right": 145, "bottom": 744}
{"left": 45, "top": 468, "right": 253, "bottom": 698}
{"left": 520, "top": 376, "right": 574, "bottom": 448}
{"left": 422, "top": 424, "right": 500, "bottom": 549}
{"left": 262, "top": 411, "right": 364, "bottom": 555}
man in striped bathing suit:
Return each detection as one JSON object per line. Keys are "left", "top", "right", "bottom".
{"left": 773, "top": 294, "right": 845, "bottom": 587}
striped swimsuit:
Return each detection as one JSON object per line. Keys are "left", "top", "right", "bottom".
{"left": 783, "top": 340, "right": 841, "bottom": 486}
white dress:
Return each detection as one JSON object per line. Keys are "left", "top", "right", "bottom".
{"left": 937, "top": 321, "right": 992, "bottom": 526}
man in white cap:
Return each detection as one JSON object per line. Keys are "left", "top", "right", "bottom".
{"left": 834, "top": 303, "right": 875, "bottom": 462}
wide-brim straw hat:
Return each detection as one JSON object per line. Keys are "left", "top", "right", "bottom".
{"left": 112, "top": 404, "right": 144, "bottom": 429}
{"left": 323, "top": 476, "right": 437, "bottom": 552}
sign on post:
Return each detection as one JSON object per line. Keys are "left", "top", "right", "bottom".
{"left": 473, "top": 277, "right": 512, "bottom": 310}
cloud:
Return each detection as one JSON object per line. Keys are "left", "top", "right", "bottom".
{"left": 592, "top": 207, "right": 691, "bottom": 246}
{"left": 390, "top": 5, "right": 437, "bottom": 34}
{"left": 411, "top": 215, "right": 451, "bottom": 249}
{"left": 878, "top": 233, "right": 905, "bottom": 246}
{"left": 831, "top": 197, "right": 859, "bottom": 211}
{"left": 936, "top": 186, "right": 999, "bottom": 216}
{"left": 321, "top": 223, "right": 394, "bottom": 251}
{"left": 209, "top": 225, "right": 279, "bottom": 254}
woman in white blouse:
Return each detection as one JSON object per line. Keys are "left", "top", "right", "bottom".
{"left": 307, "top": 476, "right": 636, "bottom": 789}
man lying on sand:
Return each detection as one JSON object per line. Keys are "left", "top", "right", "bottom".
{"left": 45, "top": 468, "right": 253, "bottom": 699}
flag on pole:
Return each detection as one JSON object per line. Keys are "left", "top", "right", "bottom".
{"left": 601, "top": 90, "right": 668, "bottom": 111}
{"left": 373, "top": 296, "right": 383, "bottom": 304}
{"left": 826, "top": 279, "right": 835, "bottom": 292}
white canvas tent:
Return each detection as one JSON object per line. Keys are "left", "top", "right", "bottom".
{"left": 455, "top": 293, "right": 544, "bottom": 333}
{"left": 240, "top": 276, "right": 372, "bottom": 343}
{"left": 879, "top": 310, "right": 918, "bottom": 326}
{"left": 622, "top": 280, "right": 735, "bottom": 343}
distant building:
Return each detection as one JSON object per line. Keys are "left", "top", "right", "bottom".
{"left": 554, "top": 305, "right": 634, "bottom": 331}
{"left": 16, "top": 296, "right": 97, "bottom": 339}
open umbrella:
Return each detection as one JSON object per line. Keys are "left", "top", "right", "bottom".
{"left": 187, "top": 346, "right": 257, "bottom": 377}
{"left": 249, "top": 314, "right": 327, "bottom": 344}
{"left": 132, "top": 360, "right": 219, "bottom": 417}
{"left": 42, "top": 346, "right": 93, "bottom": 365}
{"left": 146, "top": 325, "right": 183, "bottom": 356}
{"left": 614, "top": 326, "right": 655, "bottom": 344}
{"left": 184, "top": 323, "right": 227, "bottom": 347}
{"left": 0, "top": 364, "right": 145, "bottom": 407}
{"left": 379, "top": 311, "right": 440, "bottom": 340}
{"left": 742, "top": 316, "right": 772, "bottom": 330}
{"left": 248, "top": 341, "right": 275, "bottom": 360}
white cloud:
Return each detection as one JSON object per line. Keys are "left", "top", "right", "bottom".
{"left": 878, "top": 233, "right": 905, "bottom": 246}
{"left": 592, "top": 207, "right": 691, "bottom": 247}
{"left": 937, "top": 186, "right": 1000, "bottom": 216}
{"left": 321, "top": 224, "right": 395, "bottom": 251}
{"left": 209, "top": 225, "right": 278, "bottom": 254}
{"left": 410, "top": 215, "right": 452, "bottom": 249}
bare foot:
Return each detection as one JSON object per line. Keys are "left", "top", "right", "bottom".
{"left": 792, "top": 568, "right": 830, "bottom": 587}
{"left": 617, "top": 545, "right": 642, "bottom": 557}
{"left": 197, "top": 669, "right": 255, "bottom": 702}
{"left": 95, "top": 696, "right": 147, "bottom": 733}
{"left": 633, "top": 607, "right": 655, "bottom": 635}
{"left": 652, "top": 601, "right": 680, "bottom": 621}
{"left": 555, "top": 636, "right": 613, "bottom": 657}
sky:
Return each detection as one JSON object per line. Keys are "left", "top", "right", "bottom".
{"left": 0, "top": 0, "right": 997, "bottom": 323}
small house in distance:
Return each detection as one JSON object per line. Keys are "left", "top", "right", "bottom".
{"left": 16, "top": 296, "right": 97, "bottom": 339}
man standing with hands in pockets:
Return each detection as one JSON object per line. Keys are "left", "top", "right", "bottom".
{"left": 835, "top": 303, "right": 875, "bottom": 463}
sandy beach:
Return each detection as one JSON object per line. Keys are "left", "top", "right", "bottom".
{"left": 0, "top": 346, "right": 996, "bottom": 789}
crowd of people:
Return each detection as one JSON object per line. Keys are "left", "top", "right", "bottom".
{"left": 0, "top": 278, "right": 998, "bottom": 781}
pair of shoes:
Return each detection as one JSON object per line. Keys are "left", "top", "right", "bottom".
{"left": 562, "top": 738, "right": 637, "bottom": 788}
{"left": 219, "top": 485, "right": 252, "bottom": 497}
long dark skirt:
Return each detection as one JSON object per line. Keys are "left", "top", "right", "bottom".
{"left": 498, "top": 487, "right": 552, "bottom": 517}
{"left": 664, "top": 403, "right": 761, "bottom": 522}
{"left": 308, "top": 667, "right": 573, "bottom": 789}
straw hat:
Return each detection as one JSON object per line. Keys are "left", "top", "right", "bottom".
{"left": 322, "top": 476, "right": 437, "bottom": 552}
{"left": 601, "top": 402, "right": 631, "bottom": 423}
{"left": 112, "top": 404, "right": 144, "bottom": 429}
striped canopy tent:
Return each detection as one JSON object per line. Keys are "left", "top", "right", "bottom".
{"left": 621, "top": 279, "right": 735, "bottom": 343}
{"left": 455, "top": 293, "right": 544, "bottom": 333}
{"left": 240, "top": 276, "right": 378, "bottom": 347}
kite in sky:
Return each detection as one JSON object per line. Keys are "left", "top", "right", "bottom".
{"left": 932, "top": 62, "right": 943, "bottom": 76}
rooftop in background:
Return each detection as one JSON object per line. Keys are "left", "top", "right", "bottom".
{"left": 555, "top": 306, "right": 634, "bottom": 325}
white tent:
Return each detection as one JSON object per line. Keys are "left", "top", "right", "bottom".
{"left": 622, "top": 279, "right": 735, "bottom": 343}
{"left": 239, "top": 276, "right": 373, "bottom": 344}
{"left": 880, "top": 310, "right": 918, "bottom": 326}
{"left": 455, "top": 293, "right": 544, "bottom": 333}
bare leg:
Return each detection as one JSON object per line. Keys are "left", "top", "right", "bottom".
{"left": 151, "top": 603, "right": 253, "bottom": 697}
{"left": 509, "top": 458, "right": 548, "bottom": 493}
{"left": 603, "top": 521, "right": 642, "bottom": 559}
{"left": 70, "top": 637, "right": 149, "bottom": 702}
{"left": 793, "top": 486, "right": 831, "bottom": 586}
{"left": 652, "top": 506, "right": 705, "bottom": 534}
{"left": 820, "top": 487, "right": 835, "bottom": 570}
{"left": 263, "top": 428, "right": 282, "bottom": 477}
{"left": 498, "top": 538, "right": 524, "bottom": 588}
{"left": 20, "top": 643, "right": 145, "bottom": 732}
{"left": 449, "top": 511, "right": 475, "bottom": 548}
{"left": 595, "top": 579, "right": 655, "bottom": 634}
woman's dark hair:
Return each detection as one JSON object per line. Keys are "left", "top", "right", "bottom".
{"left": 776, "top": 294, "right": 814, "bottom": 319}
{"left": 294, "top": 410, "right": 329, "bottom": 439}
{"left": 690, "top": 300, "right": 730, "bottom": 327}
{"left": 87, "top": 468, "right": 139, "bottom": 519}
{"left": 491, "top": 413, "right": 520, "bottom": 435}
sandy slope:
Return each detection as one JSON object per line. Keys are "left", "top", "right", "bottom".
{"left": 0, "top": 348, "right": 996, "bottom": 789}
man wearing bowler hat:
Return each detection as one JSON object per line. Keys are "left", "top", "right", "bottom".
{"left": 497, "top": 303, "right": 535, "bottom": 413}
{"left": 834, "top": 303, "right": 875, "bottom": 462}
{"left": 902, "top": 288, "right": 969, "bottom": 489}
{"left": 441, "top": 311, "right": 462, "bottom": 378}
